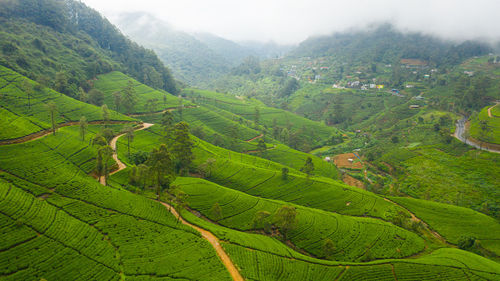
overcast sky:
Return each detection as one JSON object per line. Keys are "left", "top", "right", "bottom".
{"left": 81, "top": 0, "right": 500, "bottom": 45}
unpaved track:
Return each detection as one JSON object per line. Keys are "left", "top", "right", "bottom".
{"left": 99, "top": 123, "right": 154, "bottom": 185}
{"left": 102, "top": 123, "right": 245, "bottom": 281}
{"left": 0, "top": 120, "right": 136, "bottom": 146}
{"left": 245, "top": 133, "right": 263, "bottom": 142}
{"left": 488, "top": 102, "right": 499, "bottom": 118}
{"left": 159, "top": 202, "right": 244, "bottom": 281}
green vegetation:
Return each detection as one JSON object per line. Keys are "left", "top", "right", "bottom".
{"left": 470, "top": 104, "right": 500, "bottom": 144}
{"left": 0, "top": 0, "right": 178, "bottom": 94}
{"left": 0, "top": 66, "right": 133, "bottom": 141}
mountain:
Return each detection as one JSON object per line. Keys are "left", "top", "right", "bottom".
{"left": 290, "top": 24, "right": 491, "bottom": 66}
{"left": 0, "top": 0, "right": 178, "bottom": 95}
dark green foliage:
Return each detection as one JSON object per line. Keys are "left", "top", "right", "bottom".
{"left": 458, "top": 236, "right": 477, "bottom": 250}
{"left": 301, "top": 157, "right": 314, "bottom": 176}
{"left": 172, "top": 122, "right": 194, "bottom": 175}
{"left": 0, "top": 0, "right": 178, "bottom": 94}
{"left": 281, "top": 167, "right": 289, "bottom": 180}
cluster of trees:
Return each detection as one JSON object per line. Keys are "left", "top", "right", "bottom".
{"left": 252, "top": 205, "right": 297, "bottom": 240}
{"left": 127, "top": 112, "right": 194, "bottom": 198}
{"left": 0, "top": 0, "right": 178, "bottom": 96}
{"left": 453, "top": 74, "right": 493, "bottom": 112}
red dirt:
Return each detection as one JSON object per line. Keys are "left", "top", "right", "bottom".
{"left": 342, "top": 174, "right": 365, "bottom": 190}
{"left": 333, "top": 153, "right": 363, "bottom": 169}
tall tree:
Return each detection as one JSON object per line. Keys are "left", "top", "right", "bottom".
{"left": 101, "top": 104, "right": 110, "bottom": 126}
{"left": 257, "top": 139, "right": 267, "bottom": 156}
{"left": 254, "top": 107, "right": 260, "bottom": 125}
{"left": 78, "top": 87, "right": 88, "bottom": 103}
{"left": 122, "top": 80, "right": 136, "bottom": 114}
{"left": 54, "top": 71, "right": 69, "bottom": 94}
{"left": 122, "top": 126, "right": 135, "bottom": 159}
{"left": 253, "top": 210, "right": 272, "bottom": 233}
{"left": 21, "top": 80, "right": 33, "bottom": 110}
{"left": 88, "top": 89, "right": 104, "bottom": 106}
{"left": 79, "top": 116, "right": 88, "bottom": 141}
{"left": 112, "top": 91, "right": 121, "bottom": 110}
{"left": 98, "top": 145, "right": 113, "bottom": 186}
{"left": 301, "top": 157, "right": 314, "bottom": 177}
{"left": 274, "top": 205, "right": 297, "bottom": 240}
{"left": 147, "top": 144, "right": 175, "bottom": 198}
{"left": 46, "top": 102, "right": 57, "bottom": 135}
{"left": 172, "top": 122, "right": 194, "bottom": 175}
{"left": 161, "top": 110, "right": 174, "bottom": 145}
{"left": 178, "top": 96, "right": 183, "bottom": 120}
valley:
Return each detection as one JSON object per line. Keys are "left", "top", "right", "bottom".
{"left": 0, "top": 0, "right": 499, "bottom": 280}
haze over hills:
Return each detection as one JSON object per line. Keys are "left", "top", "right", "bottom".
{"left": 0, "top": 0, "right": 499, "bottom": 280}
{"left": 114, "top": 12, "right": 291, "bottom": 86}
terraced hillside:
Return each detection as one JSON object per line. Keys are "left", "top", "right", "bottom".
{"left": 470, "top": 103, "right": 500, "bottom": 145}
{"left": 93, "top": 71, "right": 185, "bottom": 114}
{"left": 182, "top": 88, "right": 340, "bottom": 151}
{"left": 0, "top": 66, "right": 134, "bottom": 142}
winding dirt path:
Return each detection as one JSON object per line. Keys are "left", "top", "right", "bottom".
{"left": 99, "top": 123, "right": 154, "bottom": 185}
{"left": 382, "top": 198, "right": 447, "bottom": 244}
{"left": 0, "top": 120, "right": 137, "bottom": 146}
{"left": 159, "top": 202, "right": 244, "bottom": 281}
{"left": 487, "top": 102, "right": 499, "bottom": 118}
{"left": 245, "top": 133, "right": 263, "bottom": 142}
{"left": 102, "top": 123, "right": 245, "bottom": 281}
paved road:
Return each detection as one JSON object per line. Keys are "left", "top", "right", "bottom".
{"left": 454, "top": 117, "right": 499, "bottom": 153}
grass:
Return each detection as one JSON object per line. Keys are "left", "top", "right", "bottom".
{"left": 0, "top": 126, "right": 232, "bottom": 280}
{"left": 94, "top": 71, "right": 185, "bottom": 114}
{"left": 182, "top": 88, "right": 340, "bottom": 150}
{"left": 469, "top": 104, "right": 500, "bottom": 144}
{"left": 0, "top": 66, "right": 133, "bottom": 140}
{"left": 390, "top": 196, "right": 500, "bottom": 256}
{"left": 175, "top": 177, "right": 425, "bottom": 262}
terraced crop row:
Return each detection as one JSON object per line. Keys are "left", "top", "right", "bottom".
{"left": 94, "top": 71, "right": 184, "bottom": 114}
{"left": 0, "top": 66, "right": 132, "bottom": 140}
{"left": 176, "top": 177, "right": 425, "bottom": 261}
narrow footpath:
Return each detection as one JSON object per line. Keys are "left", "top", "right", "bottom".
{"left": 103, "top": 122, "right": 244, "bottom": 281}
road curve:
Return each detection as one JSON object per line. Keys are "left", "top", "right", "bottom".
{"left": 454, "top": 117, "right": 499, "bottom": 154}
{"left": 99, "top": 123, "right": 154, "bottom": 185}
{"left": 101, "top": 123, "right": 245, "bottom": 281}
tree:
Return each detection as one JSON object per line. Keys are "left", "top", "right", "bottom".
{"left": 79, "top": 116, "right": 88, "bottom": 141}
{"left": 281, "top": 167, "right": 289, "bottom": 180}
{"left": 21, "top": 80, "right": 33, "bottom": 110}
{"left": 172, "top": 122, "right": 194, "bottom": 175}
{"left": 123, "top": 126, "right": 135, "bottom": 159}
{"left": 112, "top": 91, "right": 121, "bottom": 110}
{"left": 122, "top": 80, "right": 136, "bottom": 114}
{"left": 281, "top": 128, "right": 289, "bottom": 143}
{"left": 322, "top": 238, "right": 336, "bottom": 259}
{"left": 178, "top": 96, "right": 183, "bottom": 120}
{"left": 172, "top": 188, "right": 188, "bottom": 223}
{"left": 46, "top": 102, "right": 57, "bottom": 135}
{"left": 257, "top": 139, "right": 266, "bottom": 156}
{"left": 97, "top": 145, "right": 113, "bottom": 185}
{"left": 137, "top": 164, "right": 150, "bottom": 189}
{"left": 54, "top": 71, "right": 69, "bottom": 94}
{"left": 88, "top": 89, "right": 104, "bottom": 106}
{"left": 391, "top": 136, "right": 399, "bottom": 143}
{"left": 101, "top": 104, "right": 110, "bottom": 126}
{"left": 161, "top": 111, "right": 174, "bottom": 144}
{"left": 253, "top": 210, "right": 272, "bottom": 232}
{"left": 210, "top": 202, "right": 223, "bottom": 222}
{"left": 301, "top": 157, "right": 314, "bottom": 177}
{"left": 254, "top": 107, "right": 260, "bottom": 125}
{"left": 78, "top": 87, "right": 88, "bottom": 103}
{"left": 147, "top": 144, "right": 175, "bottom": 198}
{"left": 274, "top": 205, "right": 297, "bottom": 240}
{"left": 199, "top": 158, "right": 216, "bottom": 178}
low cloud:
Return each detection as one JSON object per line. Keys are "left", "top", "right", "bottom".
{"left": 82, "top": 0, "right": 500, "bottom": 44}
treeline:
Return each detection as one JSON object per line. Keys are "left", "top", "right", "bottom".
{"left": 290, "top": 24, "right": 491, "bottom": 67}
{"left": 0, "top": 0, "right": 178, "bottom": 94}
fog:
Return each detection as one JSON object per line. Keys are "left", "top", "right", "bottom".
{"left": 81, "top": 0, "right": 500, "bottom": 45}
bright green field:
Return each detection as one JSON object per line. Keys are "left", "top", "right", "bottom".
{"left": 470, "top": 104, "right": 500, "bottom": 144}
{"left": 94, "top": 71, "right": 184, "bottom": 114}
{"left": 0, "top": 66, "right": 132, "bottom": 140}
{"left": 0, "top": 126, "right": 231, "bottom": 280}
